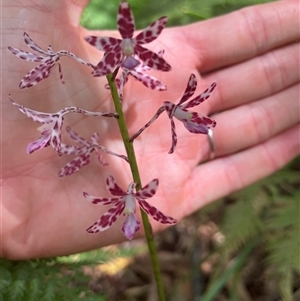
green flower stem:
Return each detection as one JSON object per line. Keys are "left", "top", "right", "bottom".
{"left": 106, "top": 74, "right": 166, "bottom": 301}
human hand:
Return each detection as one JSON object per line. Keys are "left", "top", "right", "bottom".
{"left": 2, "top": 0, "right": 299, "bottom": 259}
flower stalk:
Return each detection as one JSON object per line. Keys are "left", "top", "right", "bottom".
{"left": 106, "top": 73, "right": 166, "bottom": 301}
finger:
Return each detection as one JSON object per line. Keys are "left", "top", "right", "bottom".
{"left": 212, "top": 83, "right": 299, "bottom": 157}
{"left": 205, "top": 41, "right": 299, "bottom": 113}
{"left": 182, "top": 0, "right": 300, "bottom": 72}
{"left": 182, "top": 124, "right": 300, "bottom": 215}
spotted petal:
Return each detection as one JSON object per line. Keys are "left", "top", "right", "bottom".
{"left": 9, "top": 95, "right": 54, "bottom": 123}
{"left": 83, "top": 191, "right": 120, "bottom": 205}
{"left": 135, "top": 179, "right": 159, "bottom": 199}
{"left": 66, "top": 126, "right": 90, "bottom": 146}
{"left": 129, "top": 70, "right": 166, "bottom": 91}
{"left": 106, "top": 176, "right": 126, "bottom": 196}
{"left": 135, "top": 50, "right": 165, "bottom": 72}
{"left": 137, "top": 199, "right": 177, "bottom": 224}
{"left": 176, "top": 74, "right": 197, "bottom": 106}
{"left": 117, "top": 1, "right": 135, "bottom": 39}
{"left": 8, "top": 46, "right": 47, "bottom": 62}
{"left": 86, "top": 201, "right": 125, "bottom": 233}
{"left": 23, "top": 32, "right": 50, "bottom": 54}
{"left": 129, "top": 106, "right": 166, "bottom": 141}
{"left": 181, "top": 82, "right": 217, "bottom": 109}
{"left": 135, "top": 45, "right": 171, "bottom": 71}
{"left": 92, "top": 48, "right": 123, "bottom": 77}
{"left": 58, "top": 149, "right": 93, "bottom": 177}
{"left": 20, "top": 60, "right": 56, "bottom": 89}
{"left": 135, "top": 16, "right": 167, "bottom": 44}
{"left": 27, "top": 134, "right": 50, "bottom": 154}
{"left": 163, "top": 102, "right": 178, "bottom": 154}
{"left": 84, "top": 36, "right": 121, "bottom": 52}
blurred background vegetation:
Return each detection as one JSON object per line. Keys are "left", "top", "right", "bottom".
{"left": 1, "top": 0, "right": 299, "bottom": 300}
{"left": 80, "top": 0, "right": 272, "bottom": 29}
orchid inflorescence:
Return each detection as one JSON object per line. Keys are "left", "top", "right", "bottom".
{"left": 8, "top": 1, "right": 217, "bottom": 240}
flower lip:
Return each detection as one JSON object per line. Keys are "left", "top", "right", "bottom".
{"left": 121, "top": 56, "right": 140, "bottom": 70}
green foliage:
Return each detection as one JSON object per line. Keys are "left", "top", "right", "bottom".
{"left": 0, "top": 246, "right": 143, "bottom": 301}
{"left": 0, "top": 258, "right": 98, "bottom": 301}
{"left": 200, "top": 157, "right": 300, "bottom": 300}
{"left": 81, "top": 0, "right": 273, "bottom": 29}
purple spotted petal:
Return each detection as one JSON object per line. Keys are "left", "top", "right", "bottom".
{"left": 8, "top": 46, "right": 47, "bottom": 62}
{"left": 168, "top": 117, "right": 178, "bottom": 154}
{"left": 135, "top": 16, "right": 167, "bottom": 44}
{"left": 137, "top": 199, "right": 177, "bottom": 224}
{"left": 135, "top": 50, "right": 164, "bottom": 72}
{"left": 181, "top": 82, "right": 217, "bottom": 109}
{"left": 135, "top": 44, "right": 171, "bottom": 71}
{"left": 50, "top": 121, "right": 63, "bottom": 154}
{"left": 60, "top": 143, "right": 82, "bottom": 155}
{"left": 117, "top": 1, "right": 135, "bottom": 39}
{"left": 92, "top": 48, "right": 123, "bottom": 77}
{"left": 23, "top": 32, "right": 49, "bottom": 54}
{"left": 86, "top": 201, "right": 125, "bottom": 233}
{"left": 122, "top": 212, "right": 140, "bottom": 240}
{"left": 20, "top": 60, "right": 56, "bottom": 89}
{"left": 129, "top": 106, "right": 166, "bottom": 141}
{"left": 9, "top": 96, "right": 54, "bottom": 123}
{"left": 58, "top": 149, "right": 93, "bottom": 177}
{"left": 118, "top": 70, "right": 129, "bottom": 100}
{"left": 83, "top": 191, "right": 120, "bottom": 205}
{"left": 84, "top": 36, "right": 121, "bottom": 52}
{"left": 106, "top": 176, "right": 126, "bottom": 196}
{"left": 129, "top": 70, "right": 166, "bottom": 91}
{"left": 134, "top": 179, "right": 159, "bottom": 199}
{"left": 163, "top": 102, "right": 178, "bottom": 154}
{"left": 66, "top": 126, "right": 90, "bottom": 146}
{"left": 176, "top": 74, "right": 197, "bottom": 106}
{"left": 27, "top": 134, "right": 51, "bottom": 154}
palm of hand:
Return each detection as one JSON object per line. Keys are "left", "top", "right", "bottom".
{"left": 2, "top": 4, "right": 209, "bottom": 258}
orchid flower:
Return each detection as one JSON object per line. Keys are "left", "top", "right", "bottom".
{"left": 8, "top": 32, "right": 94, "bottom": 89}
{"left": 106, "top": 50, "right": 167, "bottom": 100}
{"left": 84, "top": 176, "right": 177, "bottom": 240}
{"left": 9, "top": 96, "right": 117, "bottom": 155}
{"left": 130, "top": 74, "right": 217, "bottom": 153}
{"left": 85, "top": 1, "right": 171, "bottom": 77}
{"left": 59, "top": 127, "right": 128, "bottom": 177}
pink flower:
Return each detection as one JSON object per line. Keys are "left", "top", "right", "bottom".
{"left": 130, "top": 74, "right": 217, "bottom": 153}
{"left": 9, "top": 95, "right": 117, "bottom": 155}
{"left": 106, "top": 51, "right": 167, "bottom": 100}
{"left": 8, "top": 32, "right": 93, "bottom": 88}
{"left": 85, "top": 1, "right": 171, "bottom": 77}
{"left": 84, "top": 176, "right": 177, "bottom": 240}
{"left": 59, "top": 127, "right": 128, "bottom": 177}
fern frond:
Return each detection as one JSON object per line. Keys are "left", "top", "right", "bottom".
{"left": 266, "top": 193, "right": 300, "bottom": 272}
{"left": 220, "top": 191, "right": 262, "bottom": 252}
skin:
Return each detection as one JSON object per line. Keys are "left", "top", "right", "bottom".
{"left": 1, "top": 0, "right": 299, "bottom": 259}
